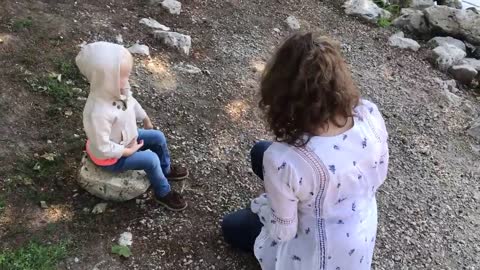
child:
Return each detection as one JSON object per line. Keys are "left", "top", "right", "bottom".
{"left": 76, "top": 42, "right": 188, "bottom": 211}
{"left": 222, "top": 33, "right": 389, "bottom": 270}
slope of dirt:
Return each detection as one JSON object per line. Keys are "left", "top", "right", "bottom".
{"left": 0, "top": 0, "right": 479, "bottom": 269}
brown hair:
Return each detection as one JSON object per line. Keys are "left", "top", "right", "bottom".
{"left": 259, "top": 33, "right": 360, "bottom": 146}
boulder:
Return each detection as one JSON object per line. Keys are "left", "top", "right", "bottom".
{"left": 457, "top": 58, "right": 480, "bottom": 74}
{"left": 154, "top": 31, "right": 192, "bottom": 55}
{"left": 424, "top": 6, "right": 480, "bottom": 45}
{"left": 436, "top": 0, "right": 462, "bottom": 9}
{"left": 432, "top": 78, "right": 462, "bottom": 106}
{"left": 285, "top": 16, "right": 301, "bottom": 30}
{"left": 449, "top": 65, "right": 478, "bottom": 84}
{"left": 410, "top": 0, "right": 434, "bottom": 9}
{"left": 161, "top": 0, "right": 181, "bottom": 15}
{"left": 388, "top": 32, "right": 421, "bottom": 51}
{"left": 343, "top": 0, "right": 391, "bottom": 22}
{"left": 393, "top": 8, "right": 430, "bottom": 34}
{"left": 430, "top": 44, "right": 467, "bottom": 71}
{"left": 78, "top": 155, "right": 150, "bottom": 201}
{"left": 139, "top": 18, "right": 170, "bottom": 31}
{"left": 128, "top": 43, "right": 150, "bottom": 56}
{"left": 427, "top": 36, "right": 466, "bottom": 52}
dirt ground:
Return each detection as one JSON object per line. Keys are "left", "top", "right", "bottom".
{"left": 0, "top": 0, "right": 479, "bottom": 269}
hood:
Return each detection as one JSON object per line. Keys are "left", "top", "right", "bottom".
{"left": 76, "top": 41, "right": 131, "bottom": 100}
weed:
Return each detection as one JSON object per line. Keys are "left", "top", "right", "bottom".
{"left": 378, "top": 17, "right": 392, "bottom": 28}
{"left": 0, "top": 196, "right": 5, "bottom": 214}
{"left": 0, "top": 241, "right": 68, "bottom": 270}
{"left": 373, "top": 0, "right": 402, "bottom": 16}
{"left": 12, "top": 18, "right": 33, "bottom": 31}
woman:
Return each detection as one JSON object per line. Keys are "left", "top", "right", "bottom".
{"left": 222, "top": 33, "right": 389, "bottom": 270}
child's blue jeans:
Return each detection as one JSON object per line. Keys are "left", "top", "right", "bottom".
{"left": 103, "top": 129, "right": 172, "bottom": 198}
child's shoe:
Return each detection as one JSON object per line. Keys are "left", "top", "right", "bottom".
{"left": 156, "top": 191, "right": 187, "bottom": 211}
{"left": 167, "top": 164, "right": 189, "bottom": 181}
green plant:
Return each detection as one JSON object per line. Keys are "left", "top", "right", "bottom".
{"left": 0, "top": 197, "right": 5, "bottom": 214}
{"left": 12, "top": 18, "right": 33, "bottom": 31}
{"left": 0, "top": 241, "right": 68, "bottom": 270}
{"left": 378, "top": 17, "right": 392, "bottom": 28}
{"left": 111, "top": 245, "right": 132, "bottom": 258}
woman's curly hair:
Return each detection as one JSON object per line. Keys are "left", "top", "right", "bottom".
{"left": 259, "top": 33, "right": 360, "bottom": 146}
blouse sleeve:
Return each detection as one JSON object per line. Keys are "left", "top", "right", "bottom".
{"left": 132, "top": 98, "right": 147, "bottom": 122}
{"left": 253, "top": 151, "right": 299, "bottom": 242}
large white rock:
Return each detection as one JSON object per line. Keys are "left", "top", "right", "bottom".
{"left": 430, "top": 44, "right": 467, "bottom": 71}
{"left": 78, "top": 155, "right": 150, "bottom": 201}
{"left": 393, "top": 8, "right": 430, "bottom": 34}
{"left": 139, "top": 18, "right": 170, "bottom": 31}
{"left": 343, "top": 0, "right": 391, "bottom": 22}
{"left": 424, "top": 6, "right": 480, "bottom": 45}
{"left": 161, "top": 0, "right": 181, "bottom": 15}
{"left": 154, "top": 31, "right": 192, "bottom": 55}
{"left": 449, "top": 65, "right": 478, "bottom": 84}
{"left": 285, "top": 16, "right": 300, "bottom": 30}
{"left": 457, "top": 58, "right": 480, "bottom": 73}
{"left": 427, "top": 36, "right": 466, "bottom": 52}
{"left": 128, "top": 43, "right": 150, "bottom": 56}
{"left": 388, "top": 32, "right": 421, "bottom": 51}
{"left": 410, "top": 0, "right": 434, "bottom": 9}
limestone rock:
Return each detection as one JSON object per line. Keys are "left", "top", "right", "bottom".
{"left": 457, "top": 58, "right": 480, "bottom": 73}
{"left": 161, "top": 0, "right": 181, "bottom": 15}
{"left": 449, "top": 65, "right": 478, "bottom": 84}
{"left": 285, "top": 16, "right": 300, "bottom": 30}
{"left": 427, "top": 36, "right": 466, "bottom": 52}
{"left": 128, "top": 43, "right": 150, "bottom": 56}
{"left": 430, "top": 44, "right": 467, "bottom": 71}
{"left": 78, "top": 155, "right": 150, "bottom": 202}
{"left": 343, "top": 0, "right": 391, "bottom": 22}
{"left": 433, "top": 78, "right": 462, "bottom": 106}
{"left": 154, "top": 31, "right": 192, "bottom": 55}
{"left": 388, "top": 32, "right": 421, "bottom": 51}
{"left": 92, "top": 203, "right": 108, "bottom": 214}
{"left": 118, "top": 232, "right": 133, "bottom": 246}
{"left": 410, "top": 0, "right": 434, "bottom": 9}
{"left": 139, "top": 18, "right": 170, "bottom": 31}
{"left": 393, "top": 8, "right": 430, "bottom": 34}
{"left": 173, "top": 63, "right": 202, "bottom": 74}
{"left": 424, "top": 6, "right": 480, "bottom": 45}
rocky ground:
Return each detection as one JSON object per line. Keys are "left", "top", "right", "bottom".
{"left": 0, "top": 0, "right": 479, "bottom": 269}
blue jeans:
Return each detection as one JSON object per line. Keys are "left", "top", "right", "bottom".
{"left": 104, "top": 129, "right": 172, "bottom": 198}
{"left": 221, "top": 141, "right": 272, "bottom": 252}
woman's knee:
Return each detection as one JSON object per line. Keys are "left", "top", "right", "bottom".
{"left": 143, "top": 151, "right": 161, "bottom": 169}
{"left": 152, "top": 130, "right": 167, "bottom": 145}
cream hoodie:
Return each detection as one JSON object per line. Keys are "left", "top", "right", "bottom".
{"left": 76, "top": 42, "right": 147, "bottom": 159}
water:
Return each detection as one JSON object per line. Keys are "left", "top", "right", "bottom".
{"left": 462, "top": 0, "right": 480, "bottom": 8}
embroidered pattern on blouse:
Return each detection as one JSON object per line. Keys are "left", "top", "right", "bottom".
{"left": 271, "top": 212, "right": 296, "bottom": 226}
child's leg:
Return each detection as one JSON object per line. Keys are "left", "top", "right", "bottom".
{"left": 106, "top": 150, "right": 171, "bottom": 198}
{"left": 222, "top": 208, "right": 263, "bottom": 252}
{"left": 137, "top": 129, "right": 171, "bottom": 175}
{"left": 250, "top": 141, "right": 272, "bottom": 181}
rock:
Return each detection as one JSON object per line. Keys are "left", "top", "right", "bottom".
{"left": 388, "top": 32, "right": 421, "bottom": 51}
{"left": 116, "top": 34, "right": 123, "bottom": 44}
{"left": 91, "top": 203, "right": 108, "bottom": 214}
{"left": 128, "top": 43, "right": 150, "bottom": 56}
{"left": 74, "top": 258, "right": 80, "bottom": 263}
{"left": 468, "top": 119, "right": 480, "bottom": 141}
{"left": 343, "top": 0, "right": 391, "bottom": 22}
{"left": 118, "top": 232, "right": 133, "bottom": 246}
{"left": 433, "top": 78, "right": 462, "bottom": 106}
{"left": 465, "top": 43, "right": 480, "bottom": 59}
{"left": 285, "top": 16, "right": 300, "bottom": 30}
{"left": 449, "top": 65, "right": 478, "bottom": 84}
{"left": 173, "top": 63, "right": 202, "bottom": 74}
{"left": 161, "top": 0, "right": 181, "bottom": 15}
{"left": 430, "top": 44, "right": 467, "bottom": 71}
{"left": 427, "top": 36, "right": 466, "bottom": 52}
{"left": 436, "top": 0, "right": 462, "bottom": 9}
{"left": 457, "top": 58, "right": 480, "bottom": 73}
{"left": 410, "top": 0, "right": 434, "bottom": 9}
{"left": 393, "top": 8, "right": 430, "bottom": 34}
{"left": 78, "top": 155, "right": 150, "bottom": 201}
{"left": 139, "top": 18, "right": 170, "bottom": 31}
{"left": 424, "top": 6, "right": 480, "bottom": 45}
{"left": 40, "top": 201, "right": 48, "bottom": 209}
{"left": 154, "top": 31, "right": 192, "bottom": 55}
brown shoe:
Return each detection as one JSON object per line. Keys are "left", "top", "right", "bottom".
{"left": 167, "top": 164, "right": 189, "bottom": 181}
{"left": 156, "top": 191, "right": 187, "bottom": 211}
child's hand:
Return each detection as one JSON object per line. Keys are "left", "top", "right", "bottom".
{"left": 143, "top": 117, "right": 154, "bottom": 130}
{"left": 123, "top": 140, "right": 144, "bottom": 157}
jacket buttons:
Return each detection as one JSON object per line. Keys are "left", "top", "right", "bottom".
{"left": 117, "top": 105, "right": 121, "bottom": 110}
{"left": 113, "top": 102, "right": 116, "bottom": 106}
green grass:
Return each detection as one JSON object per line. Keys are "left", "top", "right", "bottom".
{"left": 12, "top": 18, "right": 33, "bottom": 31}
{"left": 0, "top": 242, "right": 68, "bottom": 270}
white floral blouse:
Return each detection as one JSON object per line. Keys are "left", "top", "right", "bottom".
{"left": 251, "top": 100, "right": 389, "bottom": 270}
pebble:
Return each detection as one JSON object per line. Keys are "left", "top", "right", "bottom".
{"left": 118, "top": 232, "right": 133, "bottom": 246}
{"left": 91, "top": 203, "right": 108, "bottom": 214}
{"left": 285, "top": 15, "right": 300, "bottom": 30}
{"left": 161, "top": 0, "right": 182, "bottom": 15}
{"left": 40, "top": 201, "right": 48, "bottom": 209}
